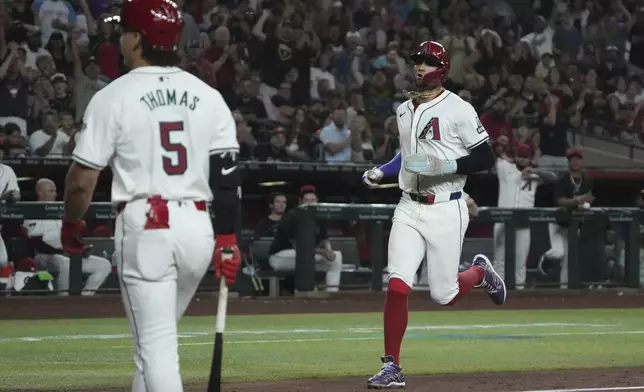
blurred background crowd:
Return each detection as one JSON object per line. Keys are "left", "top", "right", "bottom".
{"left": 0, "top": 0, "right": 644, "bottom": 165}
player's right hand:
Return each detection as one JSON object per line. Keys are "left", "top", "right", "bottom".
{"left": 362, "top": 167, "right": 383, "bottom": 189}
{"left": 61, "top": 220, "right": 87, "bottom": 255}
{"left": 213, "top": 234, "right": 241, "bottom": 285}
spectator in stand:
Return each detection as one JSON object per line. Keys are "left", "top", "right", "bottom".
{"left": 204, "top": 25, "right": 240, "bottom": 104}
{"left": 44, "top": 31, "right": 72, "bottom": 75}
{"left": 70, "top": 29, "right": 106, "bottom": 122}
{"left": 375, "top": 115, "right": 399, "bottom": 162}
{"left": 22, "top": 32, "right": 51, "bottom": 71}
{"left": 286, "top": 107, "right": 313, "bottom": 160}
{"left": 480, "top": 99, "right": 513, "bottom": 142}
{"left": 310, "top": 49, "right": 335, "bottom": 100}
{"left": 521, "top": 15, "right": 554, "bottom": 58}
{"left": 350, "top": 115, "right": 374, "bottom": 162}
{"left": 231, "top": 77, "right": 268, "bottom": 129}
{"left": 255, "top": 192, "right": 287, "bottom": 237}
{"left": 33, "top": 0, "right": 76, "bottom": 47}
{"left": 320, "top": 106, "right": 350, "bottom": 162}
{"left": 29, "top": 110, "right": 69, "bottom": 157}
{"left": 88, "top": 14, "right": 121, "bottom": 81}
{"left": 271, "top": 95, "right": 295, "bottom": 130}
{"left": 48, "top": 73, "right": 73, "bottom": 116}
{"left": 0, "top": 42, "right": 29, "bottom": 136}
{"left": 252, "top": 7, "right": 314, "bottom": 121}
{"left": 233, "top": 110, "right": 256, "bottom": 160}
{"left": 254, "top": 126, "right": 291, "bottom": 162}
{"left": 539, "top": 90, "right": 568, "bottom": 169}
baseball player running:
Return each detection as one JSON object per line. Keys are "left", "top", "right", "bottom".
{"left": 60, "top": 1, "right": 241, "bottom": 391}
{"left": 494, "top": 144, "right": 556, "bottom": 289}
{"left": 362, "top": 41, "right": 505, "bottom": 389}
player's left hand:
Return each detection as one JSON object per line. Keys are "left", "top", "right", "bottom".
{"left": 61, "top": 220, "right": 87, "bottom": 255}
{"left": 404, "top": 153, "right": 457, "bottom": 176}
{"left": 213, "top": 234, "right": 241, "bottom": 285}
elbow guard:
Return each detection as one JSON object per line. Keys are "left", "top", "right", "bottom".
{"left": 210, "top": 150, "right": 241, "bottom": 235}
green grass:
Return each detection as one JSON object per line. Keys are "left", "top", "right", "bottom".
{"left": 1, "top": 309, "right": 644, "bottom": 389}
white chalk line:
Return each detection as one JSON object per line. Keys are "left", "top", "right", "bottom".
{"left": 110, "top": 329, "right": 644, "bottom": 349}
{"left": 0, "top": 323, "right": 617, "bottom": 344}
{"left": 519, "top": 387, "right": 644, "bottom": 392}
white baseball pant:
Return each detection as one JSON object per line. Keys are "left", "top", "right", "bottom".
{"left": 493, "top": 223, "right": 530, "bottom": 288}
{"left": 387, "top": 194, "right": 469, "bottom": 305}
{"left": 115, "top": 199, "right": 214, "bottom": 392}
{"left": 544, "top": 223, "right": 570, "bottom": 286}
{"left": 35, "top": 253, "right": 111, "bottom": 295}
{"left": 269, "top": 249, "right": 343, "bottom": 292}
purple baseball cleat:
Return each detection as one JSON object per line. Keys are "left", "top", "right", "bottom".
{"left": 472, "top": 254, "right": 507, "bottom": 305}
{"left": 367, "top": 355, "right": 406, "bottom": 389}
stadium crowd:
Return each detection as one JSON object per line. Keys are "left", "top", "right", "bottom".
{"left": 0, "top": 0, "right": 644, "bottom": 165}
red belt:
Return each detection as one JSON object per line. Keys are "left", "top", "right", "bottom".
{"left": 116, "top": 198, "right": 207, "bottom": 214}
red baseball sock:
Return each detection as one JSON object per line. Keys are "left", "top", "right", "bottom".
{"left": 446, "top": 266, "right": 485, "bottom": 306}
{"left": 384, "top": 278, "right": 410, "bottom": 365}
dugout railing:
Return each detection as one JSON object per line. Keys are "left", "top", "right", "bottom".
{"left": 0, "top": 202, "right": 641, "bottom": 295}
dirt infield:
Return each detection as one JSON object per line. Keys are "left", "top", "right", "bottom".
{"left": 2, "top": 289, "right": 644, "bottom": 391}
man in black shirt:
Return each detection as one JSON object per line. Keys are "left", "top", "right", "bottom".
{"left": 231, "top": 77, "right": 268, "bottom": 128}
{"left": 253, "top": 126, "right": 292, "bottom": 162}
{"left": 538, "top": 148, "right": 594, "bottom": 288}
{"left": 255, "top": 192, "right": 287, "bottom": 237}
{"left": 268, "top": 185, "right": 343, "bottom": 292}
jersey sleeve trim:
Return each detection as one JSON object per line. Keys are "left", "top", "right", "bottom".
{"left": 466, "top": 137, "right": 489, "bottom": 150}
{"left": 209, "top": 147, "right": 240, "bottom": 155}
{"left": 72, "top": 154, "right": 105, "bottom": 170}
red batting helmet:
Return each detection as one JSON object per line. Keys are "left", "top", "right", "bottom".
{"left": 410, "top": 41, "right": 450, "bottom": 86}
{"left": 119, "top": 0, "right": 183, "bottom": 50}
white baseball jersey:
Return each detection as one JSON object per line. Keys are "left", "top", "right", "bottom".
{"left": 496, "top": 158, "right": 538, "bottom": 208}
{"left": 0, "top": 164, "right": 19, "bottom": 197}
{"left": 72, "top": 66, "right": 239, "bottom": 202}
{"left": 396, "top": 90, "right": 489, "bottom": 195}
{"left": 24, "top": 219, "right": 63, "bottom": 250}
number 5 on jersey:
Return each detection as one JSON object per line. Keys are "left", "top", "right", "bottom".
{"left": 160, "top": 121, "right": 187, "bottom": 175}
{"left": 418, "top": 117, "right": 440, "bottom": 141}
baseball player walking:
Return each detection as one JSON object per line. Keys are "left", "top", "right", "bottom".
{"left": 362, "top": 41, "right": 505, "bottom": 389}
{"left": 494, "top": 144, "right": 556, "bottom": 289}
{"left": 61, "top": 1, "right": 241, "bottom": 390}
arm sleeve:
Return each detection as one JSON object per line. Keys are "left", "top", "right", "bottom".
{"left": 72, "top": 90, "right": 118, "bottom": 169}
{"left": 455, "top": 140, "right": 495, "bottom": 175}
{"left": 377, "top": 152, "right": 401, "bottom": 177}
{"left": 209, "top": 90, "right": 240, "bottom": 236}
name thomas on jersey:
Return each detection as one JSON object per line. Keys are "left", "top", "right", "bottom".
{"left": 139, "top": 88, "right": 200, "bottom": 112}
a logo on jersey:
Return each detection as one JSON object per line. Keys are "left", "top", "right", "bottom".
{"left": 475, "top": 116, "right": 485, "bottom": 134}
{"left": 418, "top": 117, "right": 441, "bottom": 140}
{"left": 278, "top": 43, "right": 293, "bottom": 61}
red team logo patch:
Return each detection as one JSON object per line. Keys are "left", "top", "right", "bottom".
{"left": 418, "top": 117, "right": 440, "bottom": 140}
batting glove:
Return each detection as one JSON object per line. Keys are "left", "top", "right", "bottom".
{"left": 61, "top": 220, "right": 87, "bottom": 255}
{"left": 362, "top": 167, "right": 384, "bottom": 188}
{"left": 213, "top": 234, "right": 241, "bottom": 285}
{"left": 403, "top": 153, "right": 457, "bottom": 176}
